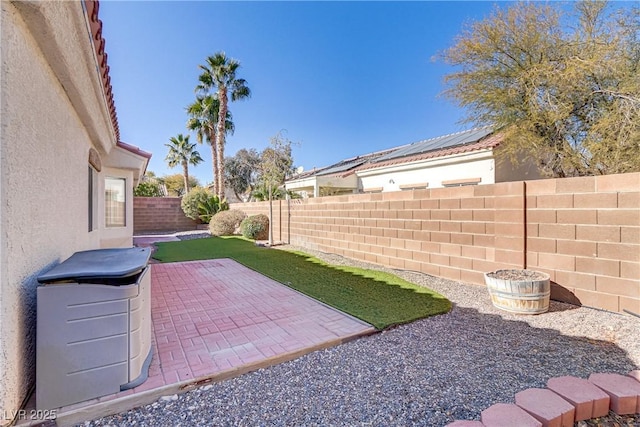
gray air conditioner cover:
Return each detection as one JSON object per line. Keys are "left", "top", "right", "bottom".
{"left": 37, "top": 247, "right": 151, "bottom": 283}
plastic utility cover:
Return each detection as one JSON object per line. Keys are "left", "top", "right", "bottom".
{"left": 37, "top": 247, "right": 151, "bottom": 283}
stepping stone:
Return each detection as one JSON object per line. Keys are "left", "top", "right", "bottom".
{"left": 481, "top": 403, "right": 542, "bottom": 427}
{"left": 445, "top": 421, "right": 484, "bottom": 427}
{"left": 515, "top": 388, "right": 575, "bottom": 427}
{"left": 589, "top": 372, "right": 640, "bottom": 414}
{"left": 547, "top": 376, "right": 610, "bottom": 421}
{"left": 629, "top": 370, "right": 640, "bottom": 382}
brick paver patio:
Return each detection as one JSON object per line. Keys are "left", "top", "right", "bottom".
{"left": 148, "top": 259, "right": 375, "bottom": 384}
{"left": 32, "top": 257, "right": 374, "bottom": 426}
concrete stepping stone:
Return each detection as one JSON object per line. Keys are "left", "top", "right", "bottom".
{"left": 629, "top": 370, "right": 640, "bottom": 382}
{"left": 515, "top": 388, "right": 575, "bottom": 427}
{"left": 481, "top": 403, "right": 542, "bottom": 427}
{"left": 445, "top": 421, "right": 484, "bottom": 427}
{"left": 547, "top": 376, "right": 610, "bottom": 421}
{"left": 589, "top": 372, "right": 640, "bottom": 415}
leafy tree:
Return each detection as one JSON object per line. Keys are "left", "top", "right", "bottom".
{"left": 224, "top": 148, "right": 261, "bottom": 202}
{"left": 258, "top": 131, "right": 295, "bottom": 244}
{"left": 134, "top": 181, "right": 163, "bottom": 197}
{"left": 134, "top": 171, "right": 164, "bottom": 197}
{"left": 165, "top": 134, "right": 203, "bottom": 194}
{"left": 186, "top": 95, "right": 234, "bottom": 196}
{"left": 159, "top": 174, "right": 201, "bottom": 197}
{"left": 197, "top": 52, "right": 251, "bottom": 198}
{"left": 251, "top": 184, "right": 299, "bottom": 202}
{"left": 441, "top": 1, "right": 640, "bottom": 177}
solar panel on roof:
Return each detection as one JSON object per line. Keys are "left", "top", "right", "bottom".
{"left": 317, "top": 158, "right": 367, "bottom": 175}
{"left": 373, "top": 128, "right": 493, "bottom": 163}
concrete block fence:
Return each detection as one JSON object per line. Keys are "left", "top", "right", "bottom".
{"left": 133, "top": 197, "right": 198, "bottom": 233}
{"left": 446, "top": 371, "right": 640, "bottom": 426}
{"left": 230, "top": 172, "right": 640, "bottom": 315}
{"left": 131, "top": 174, "right": 639, "bottom": 314}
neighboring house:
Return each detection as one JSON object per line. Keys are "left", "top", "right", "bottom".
{"left": 285, "top": 147, "right": 401, "bottom": 198}
{"left": 0, "top": 1, "right": 150, "bottom": 421}
{"left": 285, "top": 128, "right": 541, "bottom": 197}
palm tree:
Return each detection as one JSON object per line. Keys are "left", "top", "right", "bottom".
{"left": 196, "top": 52, "right": 251, "bottom": 198}
{"left": 165, "top": 134, "right": 203, "bottom": 195}
{"left": 186, "top": 95, "right": 234, "bottom": 196}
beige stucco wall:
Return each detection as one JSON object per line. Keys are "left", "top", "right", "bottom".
{"left": 1, "top": 2, "right": 143, "bottom": 421}
{"left": 286, "top": 174, "right": 360, "bottom": 197}
{"left": 357, "top": 149, "right": 497, "bottom": 191}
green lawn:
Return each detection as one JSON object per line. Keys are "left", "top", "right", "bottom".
{"left": 153, "top": 236, "right": 451, "bottom": 330}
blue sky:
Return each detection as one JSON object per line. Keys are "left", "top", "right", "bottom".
{"left": 99, "top": 1, "right": 505, "bottom": 185}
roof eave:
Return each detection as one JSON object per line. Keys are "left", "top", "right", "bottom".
{"left": 357, "top": 134, "right": 502, "bottom": 173}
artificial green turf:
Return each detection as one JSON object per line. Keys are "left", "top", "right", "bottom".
{"left": 153, "top": 236, "right": 451, "bottom": 330}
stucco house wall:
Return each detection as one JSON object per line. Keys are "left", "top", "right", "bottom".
{"left": 357, "top": 149, "right": 497, "bottom": 192}
{"left": 0, "top": 2, "right": 149, "bottom": 421}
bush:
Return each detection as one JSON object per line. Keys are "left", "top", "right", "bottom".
{"left": 181, "top": 188, "right": 228, "bottom": 223}
{"left": 198, "top": 195, "right": 228, "bottom": 224}
{"left": 134, "top": 181, "right": 163, "bottom": 197}
{"left": 209, "top": 209, "right": 247, "bottom": 236}
{"left": 181, "top": 187, "right": 211, "bottom": 221}
{"left": 240, "top": 214, "right": 269, "bottom": 240}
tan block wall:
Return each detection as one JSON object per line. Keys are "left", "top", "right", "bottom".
{"left": 287, "top": 184, "right": 526, "bottom": 284}
{"left": 133, "top": 197, "right": 198, "bottom": 233}
{"left": 526, "top": 173, "right": 640, "bottom": 313}
{"left": 230, "top": 172, "right": 640, "bottom": 314}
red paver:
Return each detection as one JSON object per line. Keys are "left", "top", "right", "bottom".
{"left": 481, "top": 403, "right": 542, "bottom": 427}
{"left": 147, "top": 259, "right": 374, "bottom": 383}
{"left": 589, "top": 373, "right": 640, "bottom": 415}
{"left": 629, "top": 370, "right": 640, "bottom": 382}
{"left": 547, "top": 376, "right": 610, "bottom": 421}
{"left": 46, "top": 258, "right": 374, "bottom": 414}
{"left": 515, "top": 388, "right": 575, "bottom": 427}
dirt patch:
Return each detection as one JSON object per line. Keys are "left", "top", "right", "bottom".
{"left": 486, "top": 269, "right": 548, "bottom": 281}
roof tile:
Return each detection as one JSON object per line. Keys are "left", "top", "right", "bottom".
{"left": 84, "top": 0, "right": 120, "bottom": 141}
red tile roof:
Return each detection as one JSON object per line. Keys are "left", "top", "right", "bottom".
{"left": 354, "top": 133, "right": 502, "bottom": 172}
{"left": 84, "top": 0, "right": 119, "bottom": 141}
{"left": 117, "top": 141, "right": 152, "bottom": 159}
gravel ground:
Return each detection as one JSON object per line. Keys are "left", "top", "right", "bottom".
{"left": 87, "top": 240, "right": 640, "bottom": 427}
{"left": 175, "top": 230, "right": 212, "bottom": 240}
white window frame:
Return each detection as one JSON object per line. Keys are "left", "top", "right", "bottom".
{"left": 105, "top": 177, "right": 126, "bottom": 228}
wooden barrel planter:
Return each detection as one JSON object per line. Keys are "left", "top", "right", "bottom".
{"left": 484, "top": 269, "right": 551, "bottom": 315}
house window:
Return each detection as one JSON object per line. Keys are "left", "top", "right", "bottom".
{"left": 105, "top": 177, "right": 126, "bottom": 227}
{"left": 442, "top": 177, "right": 482, "bottom": 187}
{"left": 400, "top": 182, "right": 429, "bottom": 191}
{"left": 88, "top": 166, "right": 99, "bottom": 231}
{"left": 362, "top": 187, "right": 383, "bottom": 193}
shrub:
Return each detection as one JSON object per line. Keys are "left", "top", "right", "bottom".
{"left": 209, "top": 209, "right": 247, "bottom": 236}
{"left": 181, "top": 187, "right": 211, "bottom": 221}
{"left": 181, "top": 188, "right": 228, "bottom": 223}
{"left": 198, "top": 195, "right": 229, "bottom": 224}
{"left": 134, "top": 181, "right": 163, "bottom": 197}
{"left": 240, "top": 214, "right": 269, "bottom": 240}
